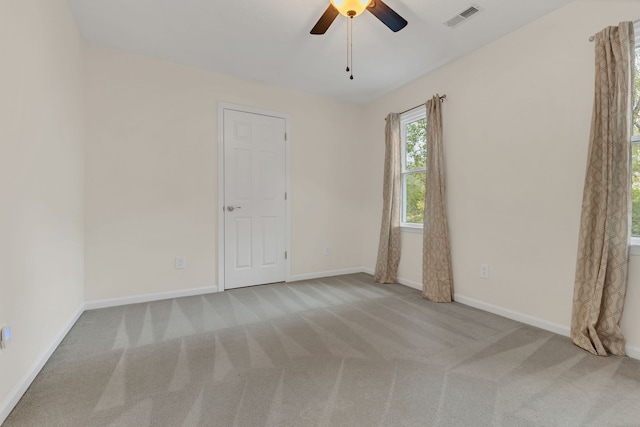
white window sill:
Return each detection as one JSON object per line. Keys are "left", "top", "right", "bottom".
{"left": 400, "top": 224, "right": 423, "bottom": 234}
{"left": 395, "top": 231, "right": 640, "bottom": 250}
{"left": 390, "top": 236, "right": 640, "bottom": 252}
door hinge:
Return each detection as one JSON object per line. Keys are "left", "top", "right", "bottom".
{"left": 284, "top": 132, "right": 287, "bottom": 141}
{"left": 285, "top": 192, "right": 287, "bottom": 200}
{"left": 285, "top": 251, "right": 288, "bottom": 260}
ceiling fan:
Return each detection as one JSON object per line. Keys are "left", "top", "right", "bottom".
{"left": 310, "top": 0, "right": 408, "bottom": 35}
{"left": 310, "top": 0, "right": 408, "bottom": 80}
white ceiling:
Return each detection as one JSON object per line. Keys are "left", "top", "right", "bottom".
{"left": 67, "top": 0, "right": 572, "bottom": 104}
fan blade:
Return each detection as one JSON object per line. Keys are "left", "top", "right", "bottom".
{"left": 310, "top": 4, "right": 340, "bottom": 35}
{"left": 367, "top": 0, "right": 407, "bottom": 32}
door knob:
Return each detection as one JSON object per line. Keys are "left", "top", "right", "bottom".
{"left": 226, "top": 206, "right": 241, "bottom": 212}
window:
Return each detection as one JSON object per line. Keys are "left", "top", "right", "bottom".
{"left": 632, "top": 34, "right": 640, "bottom": 246}
{"left": 400, "top": 107, "right": 427, "bottom": 228}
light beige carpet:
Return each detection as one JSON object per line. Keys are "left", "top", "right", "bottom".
{"left": 5, "top": 273, "right": 640, "bottom": 426}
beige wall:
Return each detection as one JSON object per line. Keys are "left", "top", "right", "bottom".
{"left": 84, "top": 44, "right": 366, "bottom": 301}
{"left": 0, "top": 0, "right": 85, "bottom": 416}
{"left": 360, "top": 0, "right": 640, "bottom": 352}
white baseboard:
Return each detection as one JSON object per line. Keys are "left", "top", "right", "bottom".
{"left": 396, "top": 277, "right": 422, "bottom": 291}
{"left": 447, "top": 290, "right": 640, "bottom": 359}
{"left": 626, "top": 345, "right": 640, "bottom": 360}
{"left": 397, "top": 277, "right": 422, "bottom": 291}
{"left": 289, "top": 267, "right": 365, "bottom": 283}
{"left": 452, "top": 294, "right": 571, "bottom": 337}
{"left": 84, "top": 285, "right": 218, "bottom": 310}
{"left": 383, "top": 272, "right": 640, "bottom": 360}
{"left": 361, "top": 267, "right": 423, "bottom": 290}
{"left": 0, "top": 304, "right": 84, "bottom": 426}
{"left": 366, "top": 269, "right": 572, "bottom": 338}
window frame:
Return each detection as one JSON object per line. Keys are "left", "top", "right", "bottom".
{"left": 400, "top": 106, "right": 427, "bottom": 231}
{"left": 632, "top": 135, "right": 640, "bottom": 249}
{"left": 631, "top": 28, "right": 640, "bottom": 252}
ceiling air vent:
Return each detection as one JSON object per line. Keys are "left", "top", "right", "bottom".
{"left": 444, "top": 5, "right": 481, "bottom": 28}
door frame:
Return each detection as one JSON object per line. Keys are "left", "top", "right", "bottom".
{"left": 217, "top": 102, "right": 292, "bottom": 292}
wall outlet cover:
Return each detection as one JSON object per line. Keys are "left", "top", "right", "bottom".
{"left": 175, "top": 256, "right": 186, "bottom": 269}
{"left": 480, "top": 264, "right": 490, "bottom": 279}
{"left": 0, "top": 325, "right": 11, "bottom": 349}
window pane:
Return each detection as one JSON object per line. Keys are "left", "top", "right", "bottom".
{"left": 404, "top": 171, "right": 425, "bottom": 224}
{"left": 633, "top": 143, "right": 640, "bottom": 236}
{"left": 634, "top": 46, "right": 640, "bottom": 136}
{"left": 405, "top": 119, "right": 427, "bottom": 170}
{"left": 634, "top": 45, "right": 640, "bottom": 236}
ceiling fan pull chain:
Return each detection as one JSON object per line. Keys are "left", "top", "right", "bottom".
{"left": 350, "top": 16, "right": 354, "bottom": 80}
{"left": 346, "top": 17, "right": 350, "bottom": 73}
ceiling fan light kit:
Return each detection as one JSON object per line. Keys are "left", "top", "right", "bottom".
{"left": 311, "top": 0, "right": 408, "bottom": 80}
{"left": 330, "top": 0, "right": 371, "bottom": 17}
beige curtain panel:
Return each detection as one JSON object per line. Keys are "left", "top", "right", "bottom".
{"left": 571, "top": 22, "right": 634, "bottom": 356}
{"left": 374, "top": 113, "right": 402, "bottom": 283}
{"left": 422, "top": 95, "right": 454, "bottom": 303}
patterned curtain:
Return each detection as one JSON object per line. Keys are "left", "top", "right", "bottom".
{"left": 571, "top": 22, "right": 634, "bottom": 356}
{"left": 422, "top": 95, "right": 453, "bottom": 302}
{"left": 374, "top": 113, "right": 402, "bottom": 283}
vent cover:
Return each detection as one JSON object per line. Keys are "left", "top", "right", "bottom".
{"left": 444, "top": 5, "right": 481, "bottom": 28}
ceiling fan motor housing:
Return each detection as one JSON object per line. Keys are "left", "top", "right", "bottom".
{"left": 330, "top": 0, "right": 372, "bottom": 17}
{"left": 310, "top": 0, "right": 407, "bottom": 36}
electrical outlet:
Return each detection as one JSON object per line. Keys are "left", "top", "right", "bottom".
{"left": 323, "top": 246, "right": 331, "bottom": 256}
{"left": 175, "top": 256, "right": 186, "bottom": 270}
{"left": 0, "top": 325, "right": 11, "bottom": 349}
{"left": 480, "top": 264, "right": 489, "bottom": 279}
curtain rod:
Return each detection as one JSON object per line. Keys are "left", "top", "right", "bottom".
{"left": 400, "top": 94, "right": 446, "bottom": 115}
{"left": 588, "top": 19, "right": 640, "bottom": 41}
{"left": 385, "top": 95, "right": 447, "bottom": 120}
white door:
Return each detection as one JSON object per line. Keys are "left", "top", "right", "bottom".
{"left": 223, "top": 109, "right": 287, "bottom": 289}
